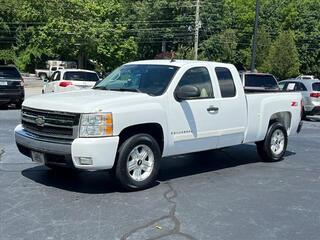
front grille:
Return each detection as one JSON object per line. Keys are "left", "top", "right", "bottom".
{"left": 21, "top": 107, "right": 80, "bottom": 140}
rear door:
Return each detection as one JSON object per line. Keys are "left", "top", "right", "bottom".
{"left": 211, "top": 66, "right": 247, "bottom": 148}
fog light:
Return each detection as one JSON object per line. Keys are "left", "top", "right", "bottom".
{"left": 78, "top": 157, "right": 93, "bottom": 165}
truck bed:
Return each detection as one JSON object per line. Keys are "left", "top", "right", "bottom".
{"left": 244, "top": 92, "right": 302, "bottom": 143}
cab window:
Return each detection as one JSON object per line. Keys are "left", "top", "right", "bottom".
{"left": 215, "top": 67, "right": 236, "bottom": 98}
{"left": 177, "top": 67, "right": 214, "bottom": 99}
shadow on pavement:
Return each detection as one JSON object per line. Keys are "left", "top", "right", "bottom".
{"left": 21, "top": 144, "right": 296, "bottom": 194}
{"left": 22, "top": 166, "right": 120, "bottom": 194}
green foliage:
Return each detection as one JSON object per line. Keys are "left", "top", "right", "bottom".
{"left": 262, "top": 31, "right": 300, "bottom": 79}
{"left": 0, "top": 49, "right": 16, "bottom": 64}
{"left": 0, "top": 0, "right": 319, "bottom": 76}
{"left": 255, "top": 27, "right": 272, "bottom": 70}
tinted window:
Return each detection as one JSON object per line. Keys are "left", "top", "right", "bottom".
{"left": 312, "top": 83, "right": 320, "bottom": 91}
{"left": 245, "top": 74, "right": 278, "bottom": 89}
{"left": 216, "top": 67, "right": 236, "bottom": 98}
{"left": 283, "top": 82, "right": 307, "bottom": 92}
{"left": 177, "top": 67, "right": 214, "bottom": 99}
{"left": 278, "top": 81, "right": 286, "bottom": 90}
{"left": 296, "top": 82, "right": 307, "bottom": 91}
{"left": 95, "top": 65, "right": 179, "bottom": 96}
{"left": 0, "top": 66, "right": 21, "bottom": 79}
{"left": 64, "top": 71, "right": 99, "bottom": 82}
{"left": 51, "top": 67, "right": 57, "bottom": 71}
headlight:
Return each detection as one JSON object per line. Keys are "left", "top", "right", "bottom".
{"left": 80, "top": 113, "right": 113, "bottom": 137}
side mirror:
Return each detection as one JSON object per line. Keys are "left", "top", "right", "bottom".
{"left": 175, "top": 85, "right": 201, "bottom": 102}
{"left": 43, "top": 78, "right": 49, "bottom": 83}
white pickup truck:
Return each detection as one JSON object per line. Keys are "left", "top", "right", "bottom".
{"left": 15, "top": 60, "right": 303, "bottom": 190}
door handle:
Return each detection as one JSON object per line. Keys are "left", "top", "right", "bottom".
{"left": 207, "top": 106, "right": 219, "bottom": 113}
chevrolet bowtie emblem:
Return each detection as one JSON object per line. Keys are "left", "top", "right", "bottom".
{"left": 35, "top": 116, "right": 45, "bottom": 127}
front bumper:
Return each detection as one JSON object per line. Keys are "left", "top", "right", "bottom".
{"left": 14, "top": 125, "right": 119, "bottom": 170}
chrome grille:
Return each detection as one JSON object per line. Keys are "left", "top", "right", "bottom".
{"left": 21, "top": 107, "right": 80, "bottom": 140}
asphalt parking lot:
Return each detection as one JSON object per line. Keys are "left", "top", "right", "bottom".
{"left": 1, "top": 86, "right": 320, "bottom": 240}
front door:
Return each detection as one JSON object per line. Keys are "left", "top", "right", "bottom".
{"left": 167, "top": 66, "right": 220, "bottom": 155}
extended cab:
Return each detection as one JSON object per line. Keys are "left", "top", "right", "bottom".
{"left": 15, "top": 60, "right": 303, "bottom": 190}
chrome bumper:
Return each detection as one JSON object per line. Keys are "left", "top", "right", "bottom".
{"left": 15, "top": 125, "right": 72, "bottom": 155}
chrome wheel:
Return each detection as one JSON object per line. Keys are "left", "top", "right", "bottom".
{"left": 270, "top": 129, "right": 285, "bottom": 155}
{"left": 127, "top": 144, "right": 154, "bottom": 182}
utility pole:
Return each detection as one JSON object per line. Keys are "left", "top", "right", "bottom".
{"left": 251, "top": 0, "right": 260, "bottom": 72}
{"left": 194, "top": 0, "right": 200, "bottom": 60}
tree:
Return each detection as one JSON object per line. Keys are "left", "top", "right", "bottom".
{"left": 254, "top": 26, "right": 272, "bottom": 70}
{"left": 262, "top": 31, "right": 300, "bottom": 79}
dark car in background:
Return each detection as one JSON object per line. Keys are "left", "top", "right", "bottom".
{"left": 240, "top": 72, "right": 280, "bottom": 92}
{"left": 0, "top": 65, "right": 25, "bottom": 109}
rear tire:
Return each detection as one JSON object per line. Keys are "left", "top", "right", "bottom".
{"left": 256, "top": 122, "right": 288, "bottom": 162}
{"left": 115, "top": 134, "right": 161, "bottom": 191}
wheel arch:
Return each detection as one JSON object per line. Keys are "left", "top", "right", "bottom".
{"left": 269, "top": 111, "right": 292, "bottom": 133}
{"left": 118, "top": 123, "right": 165, "bottom": 155}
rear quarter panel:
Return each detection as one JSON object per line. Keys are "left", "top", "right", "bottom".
{"left": 244, "top": 92, "right": 302, "bottom": 143}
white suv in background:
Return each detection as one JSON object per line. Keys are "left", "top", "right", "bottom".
{"left": 296, "top": 75, "right": 316, "bottom": 80}
{"left": 43, "top": 69, "right": 100, "bottom": 94}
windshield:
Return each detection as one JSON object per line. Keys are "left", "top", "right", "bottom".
{"left": 245, "top": 74, "right": 278, "bottom": 89}
{"left": 94, "top": 64, "right": 179, "bottom": 96}
{"left": 63, "top": 71, "right": 99, "bottom": 82}
{"left": 0, "top": 67, "right": 21, "bottom": 79}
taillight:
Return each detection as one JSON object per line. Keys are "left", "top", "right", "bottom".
{"left": 310, "top": 92, "right": 320, "bottom": 98}
{"left": 59, "top": 81, "right": 73, "bottom": 87}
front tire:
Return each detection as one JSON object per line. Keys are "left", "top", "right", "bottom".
{"left": 115, "top": 134, "right": 161, "bottom": 191}
{"left": 256, "top": 122, "right": 288, "bottom": 162}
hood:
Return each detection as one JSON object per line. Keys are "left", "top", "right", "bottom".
{"left": 23, "top": 89, "right": 152, "bottom": 113}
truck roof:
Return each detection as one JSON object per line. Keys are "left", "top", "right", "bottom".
{"left": 126, "top": 59, "right": 229, "bottom": 68}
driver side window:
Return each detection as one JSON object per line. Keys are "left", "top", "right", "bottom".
{"left": 177, "top": 67, "right": 214, "bottom": 99}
